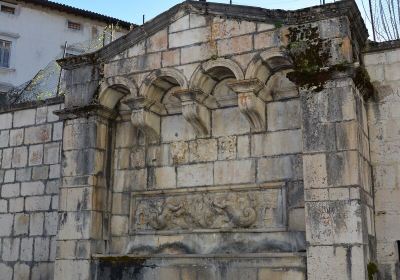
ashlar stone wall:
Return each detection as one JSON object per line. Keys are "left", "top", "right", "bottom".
{"left": 365, "top": 42, "right": 400, "bottom": 280}
{"left": 54, "top": 1, "right": 373, "bottom": 279}
{"left": 0, "top": 98, "right": 63, "bottom": 280}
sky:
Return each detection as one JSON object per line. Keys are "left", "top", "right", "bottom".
{"left": 53, "top": 0, "right": 372, "bottom": 37}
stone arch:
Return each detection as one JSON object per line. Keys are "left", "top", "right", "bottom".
{"left": 245, "top": 48, "right": 292, "bottom": 83}
{"left": 139, "top": 68, "right": 189, "bottom": 114}
{"left": 98, "top": 76, "right": 138, "bottom": 109}
{"left": 190, "top": 58, "right": 244, "bottom": 107}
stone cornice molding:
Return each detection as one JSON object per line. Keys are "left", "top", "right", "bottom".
{"left": 53, "top": 104, "right": 117, "bottom": 120}
{"left": 57, "top": 0, "right": 368, "bottom": 71}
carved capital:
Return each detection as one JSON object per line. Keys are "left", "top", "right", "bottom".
{"left": 173, "top": 89, "right": 211, "bottom": 137}
{"left": 124, "top": 96, "right": 161, "bottom": 142}
{"left": 227, "top": 79, "right": 266, "bottom": 132}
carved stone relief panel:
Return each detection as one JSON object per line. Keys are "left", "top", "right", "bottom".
{"left": 130, "top": 183, "right": 287, "bottom": 233}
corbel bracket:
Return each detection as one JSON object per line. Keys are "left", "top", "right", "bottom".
{"left": 227, "top": 79, "right": 266, "bottom": 132}
{"left": 173, "top": 89, "right": 212, "bottom": 137}
{"left": 123, "top": 96, "right": 161, "bottom": 143}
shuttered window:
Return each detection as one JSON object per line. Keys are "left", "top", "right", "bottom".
{"left": 0, "top": 40, "right": 11, "bottom": 68}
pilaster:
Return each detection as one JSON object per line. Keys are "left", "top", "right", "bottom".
{"left": 301, "top": 77, "right": 374, "bottom": 280}
{"left": 53, "top": 105, "right": 115, "bottom": 280}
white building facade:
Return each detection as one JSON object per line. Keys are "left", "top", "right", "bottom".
{"left": 0, "top": 0, "right": 131, "bottom": 93}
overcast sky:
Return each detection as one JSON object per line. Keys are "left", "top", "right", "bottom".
{"left": 53, "top": 0, "right": 372, "bottom": 37}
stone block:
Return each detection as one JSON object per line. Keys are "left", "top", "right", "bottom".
{"left": 31, "top": 263, "right": 53, "bottom": 280}
{"left": 326, "top": 151, "right": 359, "bottom": 187}
{"left": 32, "top": 166, "right": 49, "bottom": 180}
{"left": 214, "top": 160, "right": 255, "bottom": 185}
{"left": 44, "top": 142, "right": 60, "bottom": 164}
{"left": 13, "top": 263, "right": 30, "bottom": 280}
{"left": 328, "top": 187, "right": 350, "bottom": 200}
{"left": 303, "top": 154, "right": 328, "bottom": 189}
{"left": 212, "top": 19, "right": 256, "bottom": 39}
{"left": 257, "top": 23, "right": 275, "bottom": 32}
{"left": 212, "top": 107, "right": 250, "bottom": 137}
{"left": 54, "top": 260, "right": 90, "bottom": 280}
{"left": 0, "top": 199, "right": 7, "bottom": 213}
{"left": 0, "top": 130, "right": 9, "bottom": 148}
{"left": 169, "top": 27, "right": 210, "bottom": 48}
{"left": 25, "top": 196, "right": 51, "bottom": 211}
{"left": 0, "top": 214, "right": 13, "bottom": 236}
{"left": 30, "top": 212, "right": 44, "bottom": 235}
{"left": 307, "top": 246, "right": 351, "bottom": 280}
{"left": 62, "top": 149, "right": 104, "bottom": 177}
{"left": 257, "top": 155, "right": 302, "bottom": 182}
{"left": 113, "top": 169, "right": 147, "bottom": 192}
{"left": 127, "top": 41, "right": 146, "bottom": 58}
{"left": 146, "top": 144, "right": 169, "bottom": 167}
{"left": 0, "top": 263, "right": 13, "bottom": 280}
{"left": 336, "top": 121, "right": 359, "bottom": 151}
{"left": 34, "top": 237, "right": 50, "bottom": 261}
{"left": 218, "top": 136, "right": 237, "bottom": 160}
{"left": 20, "top": 238, "right": 34, "bottom": 261}
{"left": 9, "top": 129, "right": 24, "bottom": 146}
{"left": 161, "top": 115, "right": 196, "bottom": 142}
{"left": 112, "top": 193, "right": 130, "bottom": 215}
{"left": 49, "top": 164, "right": 61, "bottom": 179}
{"left": 28, "top": 144, "right": 43, "bottom": 166}
{"left": 169, "top": 15, "right": 189, "bottom": 33}
{"left": 226, "top": 268, "right": 258, "bottom": 280}
{"left": 130, "top": 146, "right": 146, "bottom": 168}
{"left": 181, "top": 43, "right": 212, "bottom": 64}
{"left": 217, "top": 34, "right": 253, "bottom": 56}
{"left": 4, "top": 169, "right": 15, "bottom": 183}
{"left": 46, "top": 180, "right": 59, "bottom": 194}
{"left": 306, "top": 200, "right": 363, "bottom": 245}
{"left": 111, "top": 215, "right": 129, "bottom": 236}
{"left": 36, "top": 106, "right": 48, "bottom": 124}
{"left": 189, "top": 138, "right": 218, "bottom": 162}
{"left": 154, "top": 166, "right": 176, "bottom": 189}
{"left": 162, "top": 49, "right": 180, "bottom": 67}
{"left": 190, "top": 14, "right": 206, "bottom": 28}
{"left": 267, "top": 99, "right": 301, "bottom": 131}
{"left": 2, "top": 238, "right": 20, "bottom": 261}
{"left": 1, "top": 148, "right": 13, "bottom": 168}
{"left": 170, "top": 141, "right": 189, "bottom": 165}
{"left": 252, "top": 130, "right": 302, "bottom": 157}
{"left": 56, "top": 240, "right": 76, "bottom": 259}
{"left": 14, "top": 213, "right": 29, "bottom": 235}
{"left": 13, "top": 109, "right": 36, "bottom": 127}
{"left": 177, "top": 163, "right": 213, "bottom": 187}
{"left": 237, "top": 135, "right": 250, "bottom": 158}
{"left": 53, "top": 122, "right": 63, "bottom": 141}
{"left": 12, "top": 146, "right": 28, "bottom": 167}
{"left": 1, "top": 183, "right": 20, "bottom": 198}
{"left": 0, "top": 113, "right": 12, "bottom": 130}
{"left": 385, "top": 63, "right": 400, "bottom": 81}
{"left": 147, "top": 28, "right": 168, "bottom": 52}
{"left": 289, "top": 208, "right": 306, "bottom": 231}
{"left": 254, "top": 30, "right": 280, "bottom": 49}
{"left": 16, "top": 167, "right": 31, "bottom": 182}
{"left": 47, "top": 104, "right": 60, "bottom": 122}
{"left": 305, "top": 189, "right": 329, "bottom": 201}
{"left": 9, "top": 197, "right": 24, "bottom": 213}
{"left": 24, "top": 124, "right": 52, "bottom": 144}
{"left": 21, "top": 181, "right": 45, "bottom": 196}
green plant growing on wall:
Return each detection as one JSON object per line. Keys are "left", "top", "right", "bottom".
{"left": 367, "top": 262, "right": 379, "bottom": 280}
{"left": 285, "top": 24, "right": 333, "bottom": 92}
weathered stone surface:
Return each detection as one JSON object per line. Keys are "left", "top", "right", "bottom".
{"left": 14, "top": 109, "right": 36, "bottom": 127}
{"left": 214, "top": 160, "right": 255, "bottom": 185}
{"left": 177, "top": 163, "right": 213, "bottom": 187}
{"left": 189, "top": 139, "right": 218, "bottom": 162}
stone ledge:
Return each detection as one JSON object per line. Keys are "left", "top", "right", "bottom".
{"left": 0, "top": 96, "right": 64, "bottom": 114}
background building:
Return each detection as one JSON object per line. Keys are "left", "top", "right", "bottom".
{"left": 0, "top": 0, "right": 132, "bottom": 93}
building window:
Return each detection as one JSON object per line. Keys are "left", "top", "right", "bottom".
{"left": 68, "top": 21, "right": 82, "bottom": 30}
{"left": 0, "top": 4, "right": 15, "bottom": 14}
{"left": 0, "top": 39, "right": 11, "bottom": 68}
